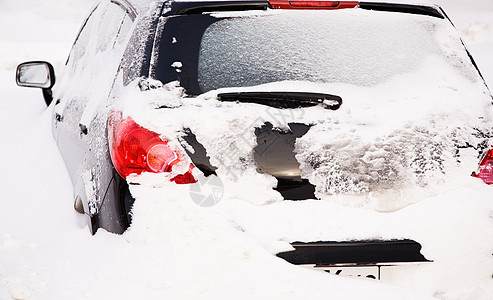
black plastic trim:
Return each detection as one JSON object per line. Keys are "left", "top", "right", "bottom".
{"left": 359, "top": 2, "right": 444, "bottom": 19}
{"left": 277, "top": 239, "right": 430, "bottom": 265}
{"left": 163, "top": 0, "right": 270, "bottom": 16}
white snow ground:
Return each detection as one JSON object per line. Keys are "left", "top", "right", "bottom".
{"left": 1, "top": 0, "right": 493, "bottom": 299}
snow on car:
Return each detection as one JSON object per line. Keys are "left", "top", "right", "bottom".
{"left": 12, "top": 0, "right": 493, "bottom": 298}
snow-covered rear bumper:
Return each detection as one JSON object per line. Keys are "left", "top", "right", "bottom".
{"left": 277, "top": 239, "right": 431, "bottom": 279}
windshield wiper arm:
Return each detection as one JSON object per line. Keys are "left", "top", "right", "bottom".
{"left": 217, "top": 92, "right": 342, "bottom": 110}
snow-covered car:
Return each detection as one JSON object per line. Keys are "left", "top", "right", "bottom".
{"left": 16, "top": 0, "right": 493, "bottom": 278}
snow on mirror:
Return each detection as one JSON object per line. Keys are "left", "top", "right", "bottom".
{"left": 16, "top": 62, "right": 53, "bottom": 89}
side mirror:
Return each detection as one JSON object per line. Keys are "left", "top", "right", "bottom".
{"left": 16, "top": 61, "right": 56, "bottom": 106}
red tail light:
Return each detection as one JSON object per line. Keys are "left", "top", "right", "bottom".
{"left": 108, "top": 112, "right": 196, "bottom": 184}
{"left": 472, "top": 147, "right": 493, "bottom": 184}
{"left": 269, "top": 0, "right": 359, "bottom": 9}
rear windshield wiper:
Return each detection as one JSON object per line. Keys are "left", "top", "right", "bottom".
{"left": 217, "top": 92, "right": 342, "bottom": 110}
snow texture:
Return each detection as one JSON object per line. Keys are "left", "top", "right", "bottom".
{"left": 1, "top": 0, "right": 493, "bottom": 299}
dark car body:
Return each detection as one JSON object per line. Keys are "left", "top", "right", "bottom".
{"left": 16, "top": 0, "right": 493, "bottom": 274}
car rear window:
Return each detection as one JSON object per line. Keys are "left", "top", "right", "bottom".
{"left": 154, "top": 9, "right": 479, "bottom": 95}
{"left": 198, "top": 10, "right": 444, "bottom": 91}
